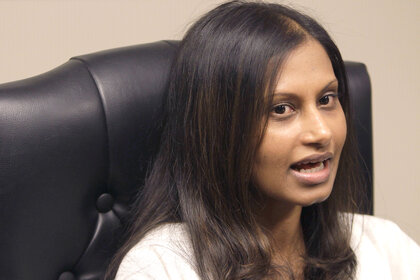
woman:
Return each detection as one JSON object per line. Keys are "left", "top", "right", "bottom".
{"left": 108, "top": 1, "right": 420, "bottom": 279}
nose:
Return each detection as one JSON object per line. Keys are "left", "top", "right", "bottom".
{"left": 300, "top": 109, "right": 332, "bottom": 148}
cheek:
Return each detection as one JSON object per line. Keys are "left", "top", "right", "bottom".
{"left": 254, "top": 125, "right": 294, "bottom": 166}
{"left": 334, "top": 109, "right": 347, "bottom": 152}
{"left": 252, "top": 126, "right": 295, "bottom": 187}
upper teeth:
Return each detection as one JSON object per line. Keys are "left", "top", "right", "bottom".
{"left": 301, "top": 159, "right": 324, "bottom": 165}
{"left": 299, "top": 161, "right": 324, "bottom": 173}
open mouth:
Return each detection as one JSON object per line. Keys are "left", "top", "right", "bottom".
{"left": 290, "top": 153, "right": 333, "bottom": 184}
{"left": 291, "top": 159, "right": 329, "bottom": 173}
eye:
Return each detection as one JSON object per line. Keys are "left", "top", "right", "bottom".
{"left": 319, "top": 95, "right": 330, "bottom": 105}
{"left": 272, "top": 104, "right": 294, "bottom": 115}
{"left": 319, "top": 92, "right": 339, "bottom": 107}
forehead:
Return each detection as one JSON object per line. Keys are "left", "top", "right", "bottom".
{"left": 274, "top": 39, "right": 336, "bottom": 93}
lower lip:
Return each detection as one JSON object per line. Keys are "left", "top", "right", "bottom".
{"left": 290, "top": 159, "right": 331, "bottom": 185}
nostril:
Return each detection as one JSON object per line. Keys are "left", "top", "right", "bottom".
{"left": 301, "top": 128, "right": 332, "bottom": 147}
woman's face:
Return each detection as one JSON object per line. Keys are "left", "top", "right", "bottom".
{"left": 252, "top": 39, "right": 347, "bottom": 207}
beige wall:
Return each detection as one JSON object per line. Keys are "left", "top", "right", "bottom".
{"left": 1, "top": 0, "right": 419, "bottom": 243}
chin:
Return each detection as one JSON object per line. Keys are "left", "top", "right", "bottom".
{"left": 300, "top": 194, "right": 330, "bottom": 207}
{"left": 297, "top": 183, "right": 334, "bottom": 206}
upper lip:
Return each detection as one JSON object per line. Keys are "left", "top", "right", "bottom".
{"left": 291, "top": 152, "right": 333, "bottom": 166}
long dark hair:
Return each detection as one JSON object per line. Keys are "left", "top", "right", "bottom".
{"left": 107, "top": 1, "right": 366, "bottom": 279}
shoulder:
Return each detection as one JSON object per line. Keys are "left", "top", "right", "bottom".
{"left": 350, "top": 214, "right": 420, "bottom": 279}
{"left": 351, "top": 214, "right": 407, "bottom": 243}
{"left": 115, "top": 223, "right": 200, "bottom": 280}
{"left": 351, "top": 214, "right": 419, "bottom": 251}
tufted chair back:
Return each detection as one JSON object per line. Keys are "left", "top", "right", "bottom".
{"left": 0, "top": 41, "right": 372, "bottom": 280}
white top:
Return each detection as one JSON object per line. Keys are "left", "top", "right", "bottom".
{"left": 116, "top": 214, "right": 420, "bottom": 279}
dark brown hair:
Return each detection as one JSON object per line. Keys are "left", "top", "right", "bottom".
{"left": 107, "top": 1, "right": 367, "bottom": 279}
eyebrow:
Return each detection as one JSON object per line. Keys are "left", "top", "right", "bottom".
{"left": 273, "top": 79, "right": 338, "bottom": 97}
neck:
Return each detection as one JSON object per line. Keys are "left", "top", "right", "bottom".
{"left": 259, "top": 201, "right": 304, "bottom": 254}
{"left": 257, "top": 199, "right": 306, "bottom": 280}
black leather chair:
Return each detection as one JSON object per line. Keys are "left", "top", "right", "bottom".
{"left": 0, "top": 41, "right": 372, "bottom": 280}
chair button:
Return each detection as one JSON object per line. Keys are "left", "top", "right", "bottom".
{"left": 96, "top": 193, "right": 114, "bottom": 213}
{"left": 58, "top": 271, "right": 76, "bottom": 280}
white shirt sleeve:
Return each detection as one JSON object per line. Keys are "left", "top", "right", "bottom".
{"left": 379, "top": 219, "right": 420, "bottom": 279}
{"left": 115, "top": 224, "right": 200, "bottom": 280}
{"left": 352, "top": 214, "right": 420, "bottom": 279}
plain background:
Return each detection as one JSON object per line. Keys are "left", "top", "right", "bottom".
{"left": 1, "top": 0, "right": 419, "bottom": 244}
